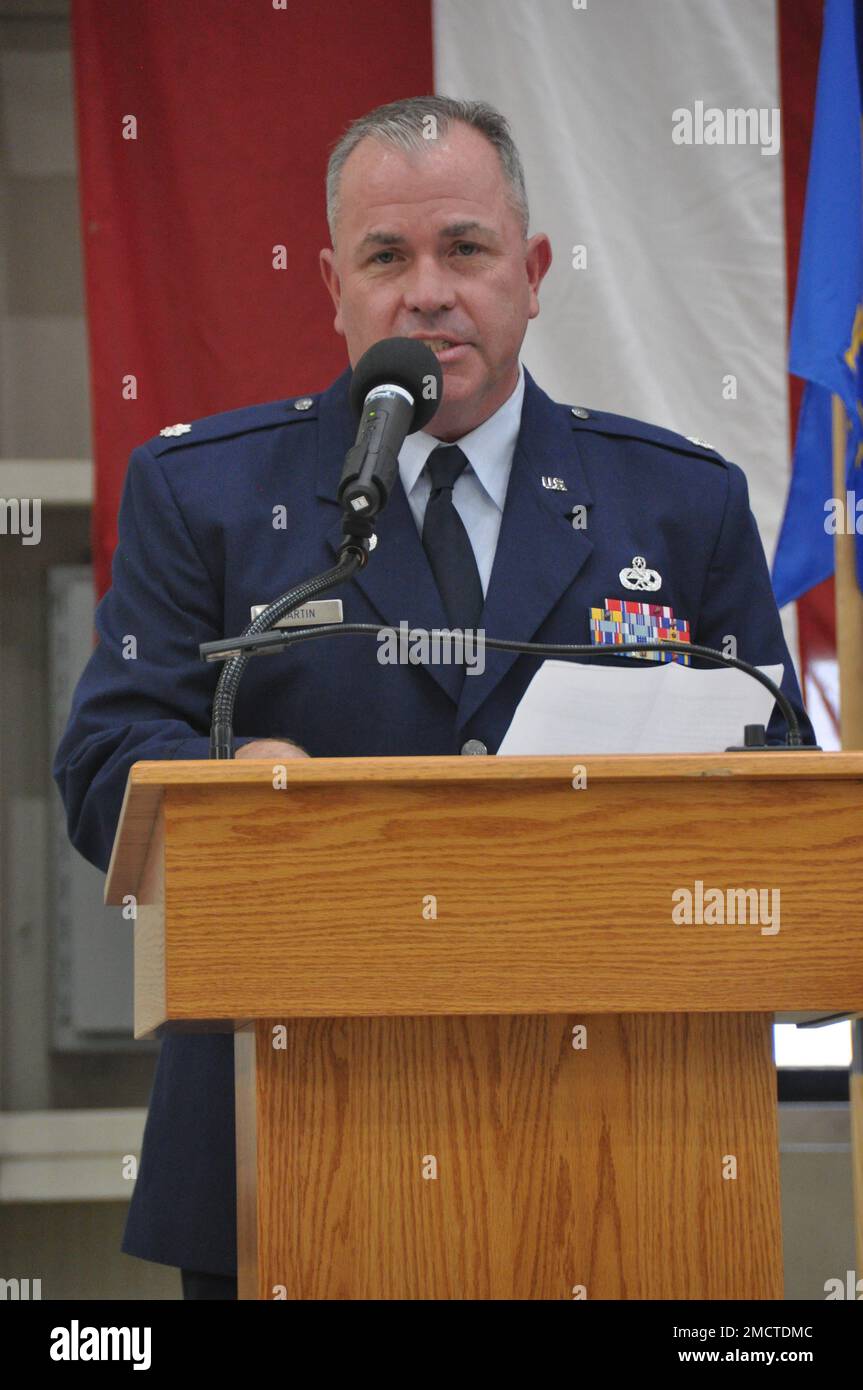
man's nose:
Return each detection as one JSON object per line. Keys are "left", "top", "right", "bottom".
{"left": 403, "top": 256, "right": 456, "bottom": 315}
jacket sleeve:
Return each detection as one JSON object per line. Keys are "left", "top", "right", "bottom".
{"left": 694, "top": 458, "right": 816, "bottom": 747}
{"left": 52, "top": 442, "right": 260, "bottom": 874}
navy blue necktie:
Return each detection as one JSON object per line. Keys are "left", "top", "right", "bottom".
{"left": 421, "top": 444, "right": 484, "bottom": 631}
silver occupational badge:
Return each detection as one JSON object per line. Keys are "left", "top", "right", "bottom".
{"left": 619, "top": 555, "right": 662, "bottom": 591}
{"left": 159, "top": 423, "right": 192, "bottom": 437}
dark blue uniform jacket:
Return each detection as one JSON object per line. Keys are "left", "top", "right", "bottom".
{"left": 53, "top": 364, "right": 814, "bottom": 1274}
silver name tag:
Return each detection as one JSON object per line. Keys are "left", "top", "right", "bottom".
{"left": 250, "top": 599, "right": 344, "bottom": 627}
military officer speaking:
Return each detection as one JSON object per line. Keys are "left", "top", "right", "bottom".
{"left": 53, "top": 94, "right": 815, "bottom": 1300}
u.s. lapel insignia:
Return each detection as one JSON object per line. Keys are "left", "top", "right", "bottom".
{"left": 541, "top": 476, "right": 567, "bottom": 491}
{"left": 589, "top": 598, "right": 691, "bottom": 665}
{"left": 619, "top": 555, "right": 661, "bottom": 591}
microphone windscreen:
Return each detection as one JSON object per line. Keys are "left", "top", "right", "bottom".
{"left": 349, "top": 337, "right": 443, "bottom": 432}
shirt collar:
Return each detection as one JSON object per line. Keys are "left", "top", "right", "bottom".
{"left": 399, "top": 361, "right": 525, "bottom": 509}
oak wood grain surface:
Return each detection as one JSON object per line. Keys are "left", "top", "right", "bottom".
{"left": 116, "top": 758, "right": 863, "bottom": 1032}
{"left": 236, "top": 1012, "right": 781, "bottom": 1299}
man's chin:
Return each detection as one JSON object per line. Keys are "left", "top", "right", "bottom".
{"left": 435, "top": 361, "right": 479, "bottom": 400}
{"left": 428, "top": 395, "right": 489, "bottom": 442}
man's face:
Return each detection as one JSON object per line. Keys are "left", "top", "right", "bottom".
{"left": 320, "top": 121, "right": 552, "bottom": 441}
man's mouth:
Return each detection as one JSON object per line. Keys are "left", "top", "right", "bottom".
{"left": 414, "top": 338, "right": 471, "bottom": 361}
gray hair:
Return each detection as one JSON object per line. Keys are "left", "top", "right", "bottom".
{"left": 325, "top": 95, "right": 530, "bottom": 244}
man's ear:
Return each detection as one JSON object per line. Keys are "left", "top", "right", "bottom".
{"left": 525, "top": 233, "right": 553, "bottom": 321}
{"left": 319, "top": 248, "right": 344, "bottom": 336}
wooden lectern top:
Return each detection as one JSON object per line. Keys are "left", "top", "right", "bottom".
{"left": 105, "top": 752, "right": 863, "bottom": 1037}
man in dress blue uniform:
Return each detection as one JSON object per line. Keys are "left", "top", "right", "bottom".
{"left": 53, "top": 96, "right": 814, "bottom": 1300}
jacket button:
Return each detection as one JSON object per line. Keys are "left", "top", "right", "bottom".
{"left": 460, "top": 738, "right": 488, "bottom": 755}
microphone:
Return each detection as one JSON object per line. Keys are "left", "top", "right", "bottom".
{"left": 339, "top": 337, "right": 443, "bottom": 520}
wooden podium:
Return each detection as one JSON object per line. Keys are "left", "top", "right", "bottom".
{"left": 105, "top": 752, "right": 863, "bottom": 1300}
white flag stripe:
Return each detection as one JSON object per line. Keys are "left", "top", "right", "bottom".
{"left": 433, "top": 0, "right": 788, "bottom": 559}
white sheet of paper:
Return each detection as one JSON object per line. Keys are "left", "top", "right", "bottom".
{"left": 497, "top": 659, "right": 785, "bottom": 755}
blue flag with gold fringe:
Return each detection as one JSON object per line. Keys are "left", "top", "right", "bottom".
{"left": 773, "top": 0, "right": 863, "bottom": 606}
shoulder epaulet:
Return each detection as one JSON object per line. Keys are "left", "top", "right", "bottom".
{"left": 146, "top": 392, "right": 321, "bottom": 457}
{"left": 565, "top": 404, "right": 728, "bottom": 465}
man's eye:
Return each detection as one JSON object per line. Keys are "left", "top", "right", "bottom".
{"left": 372, "top": 250, "right": 397, "bottom": 264}
{"left": 454, "top": 242, "right": 480, "bottom": 256}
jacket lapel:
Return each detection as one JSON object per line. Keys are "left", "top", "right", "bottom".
{"left": 318, "top": 367, "right": 463, "bottom": 703}
{"left": 456, "top": 368, "right": 594, "bottom": 726}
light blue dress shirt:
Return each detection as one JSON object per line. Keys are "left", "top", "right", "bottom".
{"left": 398, "top": 361, "right": 525, "bottom": 596}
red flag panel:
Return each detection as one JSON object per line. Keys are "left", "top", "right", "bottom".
{"left": 71, "top": 0, "right": 433, "bottom": 597}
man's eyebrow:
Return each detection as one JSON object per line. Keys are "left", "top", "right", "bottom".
{"left": 439, "top": 221, "right": 500, "bottom": 241}
{"left": 356, "top": 221, "right": 501, "bottom": 252}
{"left": 357, "top": 230, "right": 407, "bottom": 251}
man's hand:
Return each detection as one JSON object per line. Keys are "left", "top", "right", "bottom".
{"left": 234, "top": 739, "right": 309, "bottom": 760}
